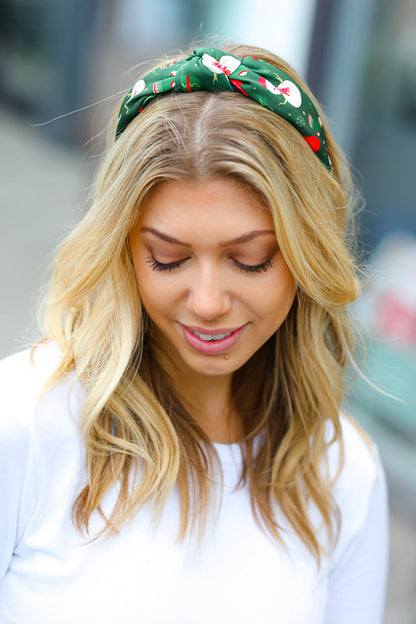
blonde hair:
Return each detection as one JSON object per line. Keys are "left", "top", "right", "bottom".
{"left": 39, "top": 43, "right": 362, "bottom": 561}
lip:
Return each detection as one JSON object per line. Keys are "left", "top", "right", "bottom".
{"left": 179, "top": 323, "right": 248, "bottom": 354}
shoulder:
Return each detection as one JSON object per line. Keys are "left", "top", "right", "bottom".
{"left": 0, "top": 341, "right": 63, "bottom": 385}
{"left": 0, "top": 342, "right": 63, "bottom": 423}
{"left": 328, "top": 414, "right": 386, "bottom": 541}
{"left": 339, "top": 413, "right": 380, "bottom": 477}
{"left": 340, "top": 414, "right": 381, "bottom": 486}
{"left": 0, "top": 344, "right": 86, "bottom": 562}
{"left": 0, "top": 341, "right": 63, "bottom": 382}
{"left": 0, "top": 342, "right": 84, "bottom": 442}
{"left": 326, "top": 413, "right": 380, "bottom": 480}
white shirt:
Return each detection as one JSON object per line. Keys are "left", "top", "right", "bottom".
{"left": 0, "top": 344, "right": 388, "bottom": 623}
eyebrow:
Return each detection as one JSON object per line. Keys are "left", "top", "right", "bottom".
{"left": 140, "top": 227, "right": 275, "bottom": 248}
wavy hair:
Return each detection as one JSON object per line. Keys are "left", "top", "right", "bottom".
{"left": 39, "top": 42, "right": 362, "bottom": 561}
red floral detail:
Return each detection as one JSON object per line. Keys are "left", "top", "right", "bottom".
{"left": 305, "top": 136, "right": 321, "bottom": 152}
{"left": 186, "top": 75, "right": 191, "bottom": 92}
{"left": 258, "top": 76, "right": 290, "bottom": 99}
{"left": 211, "top": 59, "right": 232, "bottom": 75}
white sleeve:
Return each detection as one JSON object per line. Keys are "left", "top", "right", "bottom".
{"left": 324, "top": 455, "right": 389, "bottom": 624}
{"left": 0, "top": 353, "right": 39, "bottom": 581}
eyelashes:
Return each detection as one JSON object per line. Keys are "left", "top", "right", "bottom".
{"left": 145, "top": 255, "right": 275, "bottom": 275}
{"left": 232, "top": 257, "right": 275, "bottom": 274}
{"left": 145, "top": 257, "right": 188, "bottom": 272}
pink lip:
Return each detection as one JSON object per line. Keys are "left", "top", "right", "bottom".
{"left": 179, "top": 323, "right": 248, "bottom": 355}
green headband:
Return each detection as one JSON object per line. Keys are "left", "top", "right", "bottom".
{"left": 116, "top": 47, "right": 332, "bottom": 170}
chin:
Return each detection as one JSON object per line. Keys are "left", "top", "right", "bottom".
{"left": 184, "top": 353, "right": 246, "bottom": 377}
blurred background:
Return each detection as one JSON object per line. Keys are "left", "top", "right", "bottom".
{"left": 0, "top": 0, "right": 415, "bottom": 621}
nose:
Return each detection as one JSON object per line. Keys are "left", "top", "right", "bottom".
{"left": 186, "top": 266, "right": 232, "bottom": 321}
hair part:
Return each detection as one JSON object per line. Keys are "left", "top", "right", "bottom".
{"left": 39, "top": 42, "right": 362, "bottom": 562}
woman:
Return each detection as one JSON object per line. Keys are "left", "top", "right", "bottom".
{"left": 0, "top": 44, "right": 388, "bottom": 623}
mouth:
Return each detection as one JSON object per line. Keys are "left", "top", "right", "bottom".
{"left": 189, "top": 328, "right": 234, "bottom": 341}
{"left": 179, "top": 323, "right": 248, "bottom": 354}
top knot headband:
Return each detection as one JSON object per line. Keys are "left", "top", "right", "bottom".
{"left": 116, "top": 47, "right": 332, "bottom": 170}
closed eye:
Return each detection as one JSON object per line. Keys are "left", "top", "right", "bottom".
{"left": 146, "top": 255, "right": 275, "bottom": 274}
{"left": 232, "top": 257, "right": 275, "bottom": 274}
{"left": 146, "top": 256, "right": 189, "bottom": 272}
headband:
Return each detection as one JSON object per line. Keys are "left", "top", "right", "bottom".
{"left": 116, "top": 47, "right": 332, "bottom": 170}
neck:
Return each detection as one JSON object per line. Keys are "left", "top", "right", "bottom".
{"left": 178, "top": 374, "right": 241, "bottom": 444}
{"left": 150, "top": 341, "right": 241, "bottom": 444}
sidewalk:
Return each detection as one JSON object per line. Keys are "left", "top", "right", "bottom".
{"left": 1, "top": 106, "right": 415, "bottom": 624}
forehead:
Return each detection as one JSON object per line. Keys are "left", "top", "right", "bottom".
{"left": 138, "top": 178, "right": 274, "bottom": 233}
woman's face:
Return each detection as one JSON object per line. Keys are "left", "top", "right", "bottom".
{"left": 129, "top": 178, "right": 296, "bottom": 379}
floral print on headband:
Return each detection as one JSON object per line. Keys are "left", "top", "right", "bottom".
{"left": 116, "top": 47, "right": 332, "bottom": 170}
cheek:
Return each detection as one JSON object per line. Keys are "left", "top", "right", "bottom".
{"left": 257, "top": 270, "right": 296, "bottom": 324}
{"left": 136, "top": 274, "right": 165, "bottom": 316}
{"left": 129, "top": 238, "right": 178, "bottom": 323}
{"left": 133, "top": 263, "right": 183, "bottom": 321}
